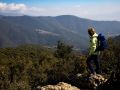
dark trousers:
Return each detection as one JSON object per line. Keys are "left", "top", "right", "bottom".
{"left": 86, "top": 55, "right": 100, "bottom": 74}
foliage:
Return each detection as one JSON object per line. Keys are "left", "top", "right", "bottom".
{"left": 98, "top": 38, "right": 120, "bottom": 90}
{"left": 55, "top": 40, "right": 73, "bottom": 59}
{"left": 100, "top": 37, "right": 120, "bottom": 74}
{"left": 0, "top": 38, "right": 119, "bottom": 89}
{"left": 0, "top": 44, "right": 86, "bottom": 90}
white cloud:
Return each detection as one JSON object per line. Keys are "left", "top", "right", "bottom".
{"left": 0, "top": 2, "right": 45, "bottom": 16}
{"left": 0, "top": 2, "right": 27, "bottom": 11}
{"left": 0, "top": 2, "right": 120, "bottom": 21}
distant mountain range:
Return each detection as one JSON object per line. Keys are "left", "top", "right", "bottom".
{"left": 0, "top": 15, "right": 120, "bottom": 49}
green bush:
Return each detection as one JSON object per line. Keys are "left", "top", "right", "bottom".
{"left": 1, "top": 39, "right": 119, "bottom": 90}
{"left": 100, "top": 38, "right": 120, "bottom": 74}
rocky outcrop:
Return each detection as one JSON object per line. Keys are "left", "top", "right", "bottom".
{"left": 37, "top": 74, "right": 107, "bottom": 90}
{"left": 72, "top": 73, "right": 107, "bottom": 90}
{"left": 38, "top": 82, "right": 80, "bottom": 90}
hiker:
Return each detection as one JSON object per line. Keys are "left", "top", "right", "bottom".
{"left": 86, "top": 27, "right": 100, "bottom": 75}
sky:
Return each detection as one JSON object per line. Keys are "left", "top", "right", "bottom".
{"left": 0, "top": 0, "right": 120, "bottom": 21}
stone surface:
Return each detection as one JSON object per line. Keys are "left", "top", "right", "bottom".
{"left": 76, "top": 73, "right": 107, "bottom": 90}
{"left": 37, "top": 74, "right": 107, "bottom": 90}
{"left": 38, "top": 82, "right": 80, "bottom": 90}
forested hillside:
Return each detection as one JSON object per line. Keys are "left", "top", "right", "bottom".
{"left": 0, "top": 38, "right": 120, "bottom": 90}
{"left": 0, "top": 15, "right": 120, "bottom": 49}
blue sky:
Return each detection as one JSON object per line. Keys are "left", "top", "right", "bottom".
{"left": 0, "top": 0, "right": 120, "bottom": 21}
{"left": 1, "top": 0, "right": 120, "bottom": 6}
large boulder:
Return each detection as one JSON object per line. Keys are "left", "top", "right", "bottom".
{"left": 38, "top": 82, "right": 80, "bottom": 90}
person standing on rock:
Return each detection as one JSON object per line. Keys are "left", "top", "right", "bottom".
{"left": 87, "top": 27, "right": 101, "bottom": 75}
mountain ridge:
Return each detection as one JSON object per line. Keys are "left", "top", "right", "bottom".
{"left": 0, "top": 15, "right": 120, "bottom": 49}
